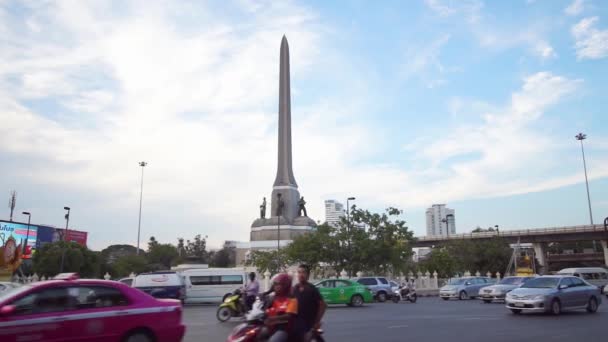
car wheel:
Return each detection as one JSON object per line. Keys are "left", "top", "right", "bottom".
{"left": 442, "top": 297, "right": 450, "bottom": 301}
{"left": 510, "top": 309, "right": 522, "bottom": 315}
{"left": 483, "top": 300, "right": 492, "bottom": 304}
{"left": 550, "top": 299, "right": 561, "bottom": 315}
{"left": 377, "top": 292, "right": 387, "bottom": 302}
{"left": 124, "top": 331, "right": 154, "bottom": 342}
{"left": 216, "top": 306, "right": 232, "bottom": 322}
{"left": 586, "top": 297, "right": 598, "bottom": 313}
{"left": 351, "top": 295, "right": 364, "bottom": 307}
{"left": 459, "top": 291, "right": 468, "bottom": 300}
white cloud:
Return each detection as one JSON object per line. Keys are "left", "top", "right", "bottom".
{"left": 402, "top": 72, "right": 606, "bottom": 207}
{"left": 401, "top": 34, "right": 455, "bottom": 88}
{"left": 533, "top": 40, "right": 557, "bottom": 60}
{"left": 1, "top": 1, "right": 606, "bottom": 247}
{"left": 424, "top": 0, "right": 484, "bottom": 23}
{"left": 565, "top": 0, "right": 585, "bottom": 16}
{"left": 571, "top": 16, "right": 608, "bottom": 59}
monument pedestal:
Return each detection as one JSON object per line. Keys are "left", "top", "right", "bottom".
{"left": 250, "top": 215, "right": 316, "bottom": 242}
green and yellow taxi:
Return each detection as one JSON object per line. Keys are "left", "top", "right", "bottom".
{"left": 314, "top": 278, "right": 374, "bottom": 307}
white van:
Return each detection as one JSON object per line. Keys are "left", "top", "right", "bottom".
{"left": 182, "top": 268, "right": 246, "bottom": 304}
{"left": 557, "top": 267, "right": 608, "bottom": 292}
{"left": 132, "top": 271, "right": 186, "bottom": 300}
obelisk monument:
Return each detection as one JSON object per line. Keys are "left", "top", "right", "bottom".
{"left": 250, "top": 36, "right": 316, "bottom": 244}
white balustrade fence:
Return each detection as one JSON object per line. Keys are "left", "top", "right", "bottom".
{"left": 10, "top": 269, "right": 505, "bottom": 293}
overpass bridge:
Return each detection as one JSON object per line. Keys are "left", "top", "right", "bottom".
{"left": 413, "top": 224, "right": 608, "bottom": 269}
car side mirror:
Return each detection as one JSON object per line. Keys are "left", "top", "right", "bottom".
{"left": 0, "top": 305, "right": 16, "bottom": 316}
{"left": 558, "top": 285, "right": 568, "bottom": 290}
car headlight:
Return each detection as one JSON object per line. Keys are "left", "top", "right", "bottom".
{"left": 531, "top": 294, "right": 545, "bottom": 300}
{"left": 506, "top": 293, "right": 514, "bottom": 299}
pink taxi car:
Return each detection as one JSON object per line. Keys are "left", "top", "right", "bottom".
{"left": 0, "top": 274, "right": 185, "bottom": 342}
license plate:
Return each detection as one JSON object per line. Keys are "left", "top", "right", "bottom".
{"left": 514, "top": 302, "right": 525, "bottom": 307}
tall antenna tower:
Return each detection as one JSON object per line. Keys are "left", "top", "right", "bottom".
{"left": 8, "top": 190, "right": 17, "bottom": 221}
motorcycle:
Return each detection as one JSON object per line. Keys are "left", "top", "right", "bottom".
{"left": 227, "top": 296, "right": 325, "bottom": 342}
{"left": 392, "top": 286, "right": 418, "bottom": 303}
{"left": 217, "top": 288, "right": 248, "bottom": 322}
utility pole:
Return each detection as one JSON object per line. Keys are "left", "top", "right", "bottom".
{"left": 575, "top": 133, "right": 594, "bottom": 225}
{"left": 8, "top": 191, "right": 16, "bottom": 221}
{"left": 346, "top": 197, "right": 356, "bottom": 277}
{"left": 59, "top": 206, "right": 71, "bottom": 273}
{"left": 137, "top": 161, "right": 147, "bottom": 255}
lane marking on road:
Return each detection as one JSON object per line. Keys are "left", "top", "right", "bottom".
{"left": 387, "top": 325, "right": 409, "bottom": 329}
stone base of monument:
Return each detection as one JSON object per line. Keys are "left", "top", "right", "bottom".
{"left": 250, "top": 215, "right": 316, "bottom": 241}
{"left": 251, "top": 215, "right": 316, "bottom": 228}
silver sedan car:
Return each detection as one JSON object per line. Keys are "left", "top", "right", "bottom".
{"left": 440, "top": 277, "right": 494, "bottom": 300}
{"left": 478, "top": 276, "right": 535, "bottom": 303}
{"left": 505, "top": 275, "right": 602, "bottom": 315}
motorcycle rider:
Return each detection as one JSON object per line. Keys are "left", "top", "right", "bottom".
{"left": 400, "top": 278, "right": 414, "bottom": 298}
{"left": 244, "top": 272, "right": 259, "bottom": 310}
{"left": 264, "top": 273, "right": 298, "bottom": 342}
{"left": 293, "top": 264, "right": 326, "bottom": 342}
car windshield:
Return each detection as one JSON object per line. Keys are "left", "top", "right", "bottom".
{"left": 499, "top": 277, "right": 525, "bottom": 285}
{"left": 447, "top": 278, "right": 466, "bottom": 285}
{"left": 521, "top": 278, "right": 559, "bottom": 288}
{"left": 0, "top": 284, "right": 30, "bottom": 302}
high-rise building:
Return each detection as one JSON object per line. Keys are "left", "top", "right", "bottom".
{"left": 325, "top": 200, "right": 345, "bottom": 227}
{"left": 425, "top": 204, "right": 456, "bottom": 237}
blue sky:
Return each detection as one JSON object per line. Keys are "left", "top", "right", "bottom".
{"left": 0, "top": 0, "right": 607, "bottom": 250}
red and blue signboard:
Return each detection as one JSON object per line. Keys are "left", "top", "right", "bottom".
{"left": 1, "top": 220, "right": 88, "bottom": 259}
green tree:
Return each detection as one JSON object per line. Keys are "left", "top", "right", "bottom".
{"left": 184, "top": 234, "right": 208, "bottom": 263}
{"left": 112, "top": 255, "right": 148, "bottom": 278}
{"left": 284, "top": 223, "right": 339, "bottom": 272}
{"left": 147, "top": 241, "right": 179, "bottom": 269}
{"left": 211, "top": 246, "right": 235, "bottom": 268}
{"left": 245, "top": 250, "right": 287, "bottom": 274}
{"left": 282, "top": 206, "right": 415, "bottom": 277}
{"left": 418, "top": 248, "right": 459, "bottom": 278}
{"left": 148, "top": 236, "right": 159, "bottom": 251}
{"left": 33, "top": 242, "right": 100, "bottom": 278}
{"left": 443, "top": 238, "right": 512, "bottom": 274}
{"left": 349, "top": 207, "right": 415, "bottom": 276}
{"left": 472, "top": 227, "right": 496, "bottom": 233}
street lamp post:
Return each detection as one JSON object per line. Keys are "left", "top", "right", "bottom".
{"left": 59, "top": 206, "right": 70, "bottom": 273}
{"left": 276, "top": 193, "right": 283, "bottom": 270}
{"left": 576, "top": 133, "right": 594, "bottom": 226}
{"left": 604, "top": 216, "right": 608, "bottom": 244}
{"left": 137, "top": 161, "right": 147, "bottom": 255}
{"left": 346, "top": 197, "right": 356, "bottom": 276}
{"left": 22, "top": 212, "right": 31, "bottom": 254}
{"left": 442, "top": 214, "right": 454, "bottom": 239}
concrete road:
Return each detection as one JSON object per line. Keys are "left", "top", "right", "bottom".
{"left": 183, "top": 297, "right": 608, "bottom": 342}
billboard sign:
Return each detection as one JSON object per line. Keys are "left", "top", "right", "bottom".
{"left": 0, "top": 221, "right": 38, "bottom": 259}
{"left": 37, "top": 226, "right": 88, "bottom": 248}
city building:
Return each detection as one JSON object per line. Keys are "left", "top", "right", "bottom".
{"left": 325, "top": 200, "right": 345, "bottom": 227}
{"left": 425, "top": 204, "right": 456, "bottom": 237}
